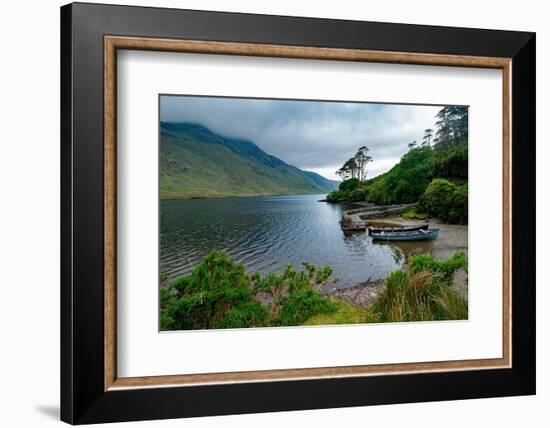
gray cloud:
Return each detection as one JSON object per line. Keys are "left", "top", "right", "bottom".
{"left": 160, "top": 95, "right": 442, "bottom": 180}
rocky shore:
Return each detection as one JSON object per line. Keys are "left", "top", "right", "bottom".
{"left": 326, "top": 279, "right": 385, "bottom": 308}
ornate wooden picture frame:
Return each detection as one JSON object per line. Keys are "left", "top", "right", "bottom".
{"left": 61, "top": 2, "right": 535, "bottom": 424}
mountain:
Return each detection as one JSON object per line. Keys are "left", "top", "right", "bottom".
{"left": 160, "top": 122, "right": 339, "bottom": 199}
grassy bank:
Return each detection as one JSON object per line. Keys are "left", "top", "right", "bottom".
{"left": 160, "top": 251, "right": 468, "bottom": 331}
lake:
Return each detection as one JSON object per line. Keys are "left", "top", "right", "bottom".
{"left": 160, "top": 194, "right": 465, "bottom": 289}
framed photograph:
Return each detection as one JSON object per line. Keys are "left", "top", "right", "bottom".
{"left": 61, "top": 2, "right": 535, "bottom": 424}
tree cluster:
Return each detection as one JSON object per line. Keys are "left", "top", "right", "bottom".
{"left": 335, "top": 146, "right": 373, "bottom": 181}
{"left": 433, "top": 106, "right": 468, "bottom": 149}
{"left": 407, "top": 106, "right": 468, "bottom": 150}
{"left": 326, "top": 105, "right": 469, "bottom": 224}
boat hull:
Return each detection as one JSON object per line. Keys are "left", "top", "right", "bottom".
{"left": 368, "top": 223, "right": 428, "bottom": 234}
{"left": 371, "top": 228, "right": 439, "bottom": 241}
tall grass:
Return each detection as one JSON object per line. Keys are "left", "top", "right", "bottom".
{"left": 370, "top": 252, "right": 468, "bottom": 323}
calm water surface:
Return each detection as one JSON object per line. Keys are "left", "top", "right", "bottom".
{"left": 160, "top": 194, "right": 442, "bottom": 289}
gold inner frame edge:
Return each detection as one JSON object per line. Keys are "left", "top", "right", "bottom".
{"left": 104, "top": 36, "right": 512, "bottom": 391}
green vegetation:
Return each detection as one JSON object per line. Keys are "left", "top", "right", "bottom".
{"left": 409, "top": 251, "right": 468, "bottom": 278}
{"left": 401, "top": 209, "right": 429, "bottom": 220}
{"left": 160, "top": 251, "right": 338, "bottom": 330}
{"left": 326, "top": 106, "right": 468, "bottom": 224}
{"left": 303, "top": 300, "right": 371, "bottom": 325}
{"left": 160, "top": 251, "right": 468, "bottom": 331}
{"left": 160, "top": 122, "right": 338, "bottom": 199}
{"left": 370, "top": 252, "right": 468, "bottom": 323}
{"left": 275, "top": 288, "right": 335, "bottom": 326}
{"left": 434, "top": 143, "right": 468, "bottom": 179}
{"left": 365, "top": 146, "right": 436, "bottom": 205}
{"left": 417, "top": 179, "right": 468, "bottom": 224}
{"left": 326, "top": 177, "right": 366, "bottom": 202}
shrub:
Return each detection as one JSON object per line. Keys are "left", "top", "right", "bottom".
{"left": 418, "top": 179, "right": 468, "bottom": 224}
{"left": 160, "top": 251, "right": 338, "bottom": 330}
{"left": 160, "top": 251, "right": 256, "bottom": 330}
{"left": 215, "top": 301, "right": 269, "bottom": 329}
{"left": 325, "top": 190, "right": 347, "bottom": 202}
{"left": 418, "top": 178, "right": 454, "bottom": 214}
{"left": 275, "top": 288, "right": 336, "bottom": 326}
{"left": 450, "top": 183, "right": 468, "bottom": 224}
{"left": 326, "top": 178, "right": 363, "bottom": 202}
{"left": 339, "top": 178, "right": 360, "bottom": 192}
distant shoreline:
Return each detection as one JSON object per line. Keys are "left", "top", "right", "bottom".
{"left": 160, "top": 191, "right": 329, "bottom": 201}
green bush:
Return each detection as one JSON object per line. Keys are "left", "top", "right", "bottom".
{"left": 275, "top": 288, "right": 336, "bottom": 326}
{"left": 215, "top": 301, "right": 269, "bottom": 329}
{"left": 418, "top": 178, "right": 455, "bottom": 215}
{"left": 450, "top": 183, "right": 468, "bottom": 223}
{"left": 418, "top": 179, "right": 468, "bottom": 224}
{"left": 339, "top": 178, "right": 360, "bottom": 192}
{"left": 160, "top": 251, "right": 256, "bottom": 330}
{"left": 326, "top": 178, "right": 362, "bottom": 202}
{"left": 160, "top": 251, "right": 338, "bottom": 331}
{"left": 325, "top": 190, "right": 347, "bottom": 202}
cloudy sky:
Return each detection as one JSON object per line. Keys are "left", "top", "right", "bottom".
{"left": 160, "top": 95, "right": 442, "bottom": 181}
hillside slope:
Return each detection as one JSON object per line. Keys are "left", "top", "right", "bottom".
{"left": 160, "top": 122, "right": 338, "bottom": 199}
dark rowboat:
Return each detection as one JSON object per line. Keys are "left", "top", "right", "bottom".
{"left": 367, "top": 223, "right": 428, "bottom": 235}
{"left": 371, "top": 228, "right": 439, "bottom": 241}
